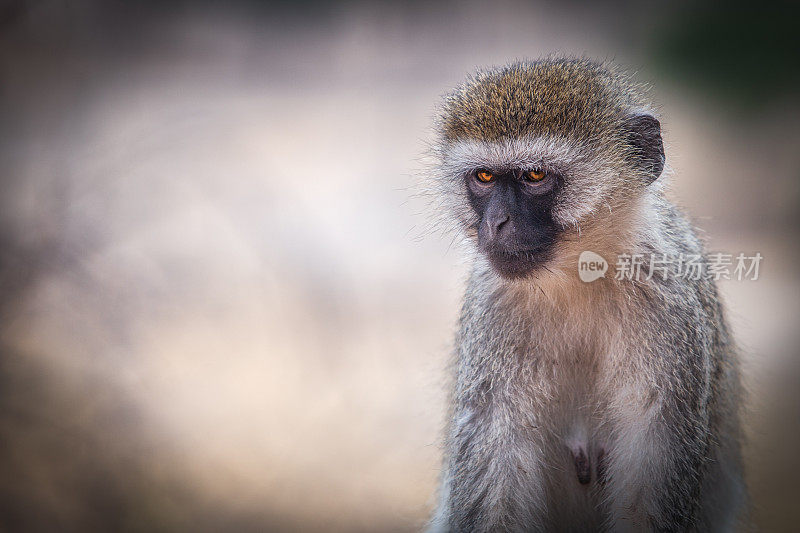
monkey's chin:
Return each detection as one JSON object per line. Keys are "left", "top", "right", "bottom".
{"left": 486, "top": 249, "right": 551, "bottom": 280}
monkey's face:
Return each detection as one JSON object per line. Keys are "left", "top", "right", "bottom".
{"left": 437, "top": 125, "right": 662, "bottom": 281}
{"left": 435, "top": 133, "right": 625, "bottom": 281}
{"left": 465, "top": 167, "right": 560, "bottom": 279}
{"left": 434, "top": 60, "right": 666, "bottom": 280}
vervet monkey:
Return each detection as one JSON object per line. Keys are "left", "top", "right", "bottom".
{"left": 427, "top": 58, "right": 746, "bottom": 532}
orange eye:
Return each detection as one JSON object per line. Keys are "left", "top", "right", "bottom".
{"left": 526, "top": 169, "right": 546, "bottom": 182}
{"left": 476, "top": 170, "right": 494, "bottom": 183}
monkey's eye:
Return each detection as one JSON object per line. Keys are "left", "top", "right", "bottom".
{"left": 476, "top": 170, "right": 494, "bottom": 183}
{"left": 525, "top": 169, "right": 546, "bottom": 182}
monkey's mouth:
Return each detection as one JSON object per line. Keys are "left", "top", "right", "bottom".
{"left": 486, "top": 247, "right": 552, "bottom": 279}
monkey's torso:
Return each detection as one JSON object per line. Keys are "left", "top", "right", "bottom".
{"left": 433, "top": 201, "right": 746, "bottom": 532}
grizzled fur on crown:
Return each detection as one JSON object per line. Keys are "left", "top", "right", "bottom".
{"left": 438, "top": 58, "right": 649, "bottom": 147}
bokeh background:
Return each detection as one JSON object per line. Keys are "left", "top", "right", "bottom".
{"left": 1, "top": 1, "right": 798, "bottom": 531}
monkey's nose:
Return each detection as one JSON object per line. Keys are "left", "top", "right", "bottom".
{"left": 486, "top": 214, "right": 510, "bottom": 238}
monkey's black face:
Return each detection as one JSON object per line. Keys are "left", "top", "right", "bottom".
{"left": 465, "top": 168, "right": 560, "bottom": 279}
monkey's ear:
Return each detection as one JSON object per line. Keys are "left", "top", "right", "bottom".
{"left": 623, "top": 113, "right": 664, "bottom": 181}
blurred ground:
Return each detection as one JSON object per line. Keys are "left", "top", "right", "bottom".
{"left": 1, "top": 1, "right": 798, "bottom": 531}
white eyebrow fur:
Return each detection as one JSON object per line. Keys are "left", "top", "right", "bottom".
{"left": 439, "top": 135, "right": 597, "bottom": 176}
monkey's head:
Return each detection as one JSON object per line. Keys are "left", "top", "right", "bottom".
{"left": 433, "top": 58, "right": 664, "bottom": 280}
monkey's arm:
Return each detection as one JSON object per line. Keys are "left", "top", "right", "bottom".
{"left": 605, "top": 285, "right": 715, "bottom": 532}
{"left": 435, "top": 396, "right": 546, "bottom": 532}
{"left": 431, "top": 278, "right": 548, "bottom": 533}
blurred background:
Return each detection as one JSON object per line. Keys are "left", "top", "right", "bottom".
{"left": 1, "top": 1, "right": 798, "bottom": 531}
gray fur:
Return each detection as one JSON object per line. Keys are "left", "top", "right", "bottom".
{"left": 427, "top": 58, "right": 747, "bottom": 532}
